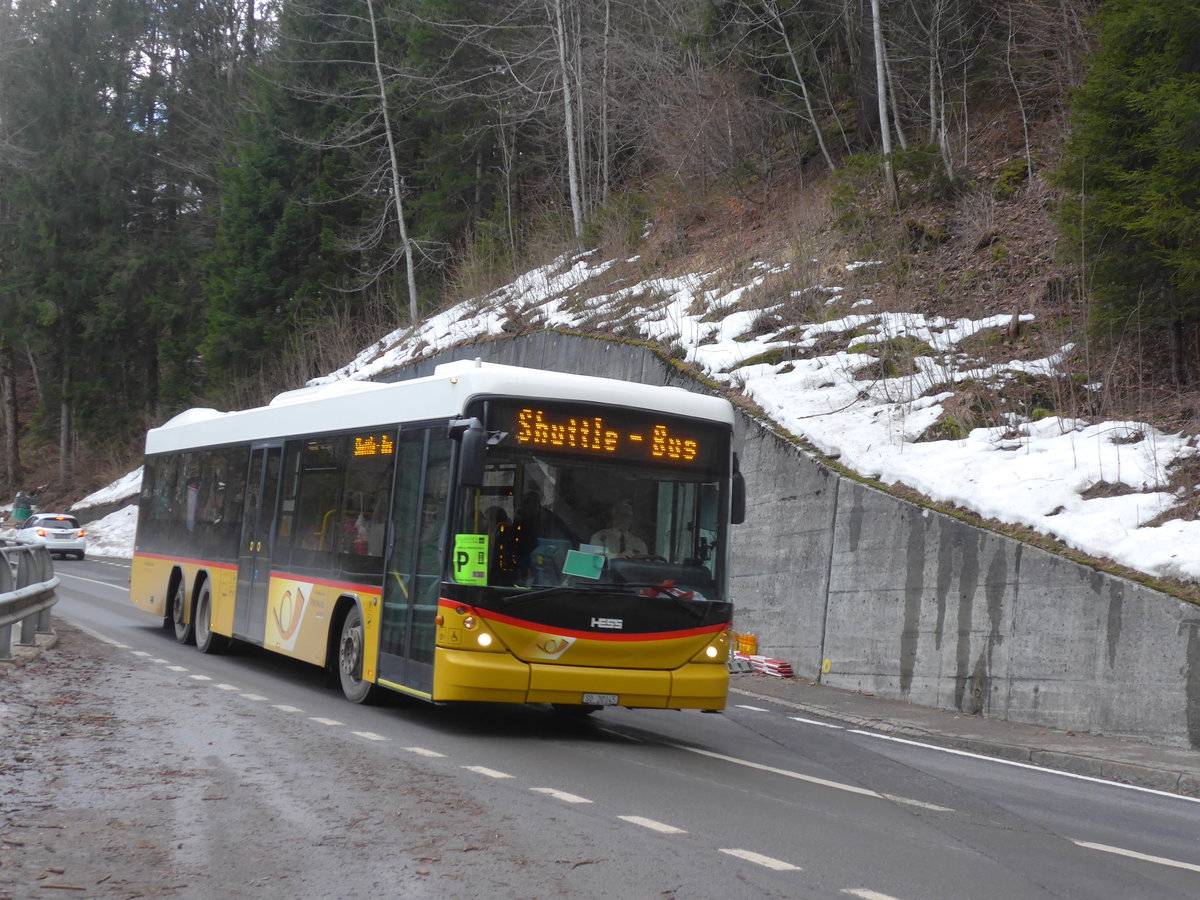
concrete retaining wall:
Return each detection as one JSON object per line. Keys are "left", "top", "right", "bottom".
{"left": 390, "top": 333, "right": 1200, "bottom": 749}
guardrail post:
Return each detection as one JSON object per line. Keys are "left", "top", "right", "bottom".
{"left": 33, "top": 546, "right": 55, "bottom": 635}
{"left": 15, "top": 549, "right": 38, "bottom": 645}
{"left": 0, "top": 552, "right": 13, "bottom": 660}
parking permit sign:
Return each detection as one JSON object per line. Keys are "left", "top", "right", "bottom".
{"left": 453, "top": 534, "right": 489, "bottom": 585}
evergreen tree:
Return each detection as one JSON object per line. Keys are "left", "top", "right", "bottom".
{"left": 1056, "top": 0, "right": 1200, "bottom": 381}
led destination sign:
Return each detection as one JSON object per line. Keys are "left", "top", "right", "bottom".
{"left": 492, "top": 403, "right": 721, "bottom": 469}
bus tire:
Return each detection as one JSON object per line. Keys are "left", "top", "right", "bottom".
{"left": 171, "top": 579, "right": 194, "bottom": 645}
{"left": 194, "top": 583, "right": 228, "bottom": 654}
{"left": 337, "top": 605, "right": 379, "bottom": 704}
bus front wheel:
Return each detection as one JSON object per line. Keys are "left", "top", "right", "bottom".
{"left": 171, "top": 580, "right": 194, "bottom": 645}
{"left": 337, "top": 606, "right": 379, "bottom": 704}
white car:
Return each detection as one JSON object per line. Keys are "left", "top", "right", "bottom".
{"left": 18, "top": 513, "right": 87, "bottom": 559}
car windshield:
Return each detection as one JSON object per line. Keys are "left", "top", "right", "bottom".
{"left": 31, "top": 515, "right": 80, "bottom": 529}
{"left": 453, "top": 447, "right": 729, "bottom": 603}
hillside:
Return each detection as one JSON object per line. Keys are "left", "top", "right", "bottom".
{"left": 45, "top": 90, "right": 1200, "bottom": 606}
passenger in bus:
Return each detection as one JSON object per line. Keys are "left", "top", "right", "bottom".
{"left": 590, "top": 500, "right": 647, "bottom": 558}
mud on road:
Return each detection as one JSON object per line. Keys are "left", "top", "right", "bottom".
{"left": 0, "top": 623, "right": 584, "bottom": 900}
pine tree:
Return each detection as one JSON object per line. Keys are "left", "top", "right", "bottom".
{"left": 1056, "top": 0, "right": 1200, "bottom": 382}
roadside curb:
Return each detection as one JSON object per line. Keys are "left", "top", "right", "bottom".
{"left": 729, "top": 679, "right": 1200, "bottom": 798}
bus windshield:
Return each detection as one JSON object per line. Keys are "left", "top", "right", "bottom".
{"left": 452, "top": 400, "right": 730, "bottom": 603}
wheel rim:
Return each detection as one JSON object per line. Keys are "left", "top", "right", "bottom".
{"left": 340, "top": 620, "right": 363, "bottom": 684}
{"left": 172, "top": 586, "right": 185, "bottom": 628}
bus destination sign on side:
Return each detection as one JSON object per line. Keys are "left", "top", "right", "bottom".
{"left": 353, "top": 434, "right": 395, "bottom": 457}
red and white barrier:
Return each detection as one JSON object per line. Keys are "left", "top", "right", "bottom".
{"left": 730, "top": 651, "right": 795, "bottom": 678}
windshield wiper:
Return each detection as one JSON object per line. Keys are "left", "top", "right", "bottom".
{"left": 615, "top": 582, "right": 710, "bottom": 618}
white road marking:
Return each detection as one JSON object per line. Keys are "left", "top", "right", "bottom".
{"left": 673, "top": 744, "right": 953, "bottom": 812}
{"left": 54, "top": 571, "right": 128, "bottom": 590}
{"left": 150, "top": 658, "right": 170, "bottom": 664}
{"left": 790, "top": 716, "right": 843, "bottom": 729}
{"left": 309, "top": 717, "right": 343, "bottom": 726}
{"left": 841, "top": 889, "right": 903, "bottom": 899}
{"left": 462, "top": 765, "right": 513, "bottom": 779}
{"left": 353, "top": 731, "right": 389, "bottom": 742}
{"left": 736, "top": 705, "right": 770, "bottom": 712}
{"left": 618, "top": 816, "right": 686, "bottom": 834}
{"left": 189, "top": 674, "right": 212, "bottom": 682}
{"left": 239, "top": 693, "right": 267, "bottom": 702}
{"left": 131, "top": 651, "right": 151, "bottom": 657}
{"left": 1071, "top": 840, "right": 1200, "bottom": 873}
{"left": 404, "top": 746, "right": 446, "bottom": 757}
{"left": 849, "top": 730, "right": 1200, "bottom": 805}
{"left": 215, "top": 683, "right": 240, "bottom": 691}
{"left": 531, "top": 787, "right": 592, "bottom": 804}
{"left": 272, "top": 704, "right": 302, "bottom": 713}
{"left": 719, "top": 848, "right": 799, "bottom": 871}
{"left": 165, "top": 665, "right": 188, "bottom": 673}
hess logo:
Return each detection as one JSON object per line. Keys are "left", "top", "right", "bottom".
{"left": 591, "top": 617, "right": 623, "bottom": 630}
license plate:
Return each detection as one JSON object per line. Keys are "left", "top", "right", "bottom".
{"left": 583, "top": 693, "right": 619, "bottom": 706}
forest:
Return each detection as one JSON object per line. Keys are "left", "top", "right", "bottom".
{"left": 1, "top": 0, "right": 1197, "bottom": 503}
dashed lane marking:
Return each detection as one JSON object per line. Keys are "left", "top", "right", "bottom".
{"left": 272, "top": 704, "right": 303, "bottom": 713}
{"left": 841, "top": 889, "right": 903, "bottom": 899}
{"left": 309, "top": 717, "right": 344, "bottom": 726}
{"left": 735, "top": 705, "right": 770, "bottom": 712}
{"left": 719, "top": 848, "right": 799, "bottom": 871}
{"left": 239, "top": 693, "right": 267, "bottom": 702}
{"left": 189, "top": 674, "right": 212, "bottom": 681}
{"left": 532, "top": 787, "right": 592, "bottom": 804}
{"left": 404, "top": 747, "right": 446, "bottom": 758}
{"left": 353, "top": 731, "right": 389, "bottom": 742}
{"left": 1071, "top": 840, "right": 1200, "bottom": 873}
{"left": 463, "top": 765, "right": 513, "bottom": 779}
{"left": 215, "top": 683, "right": 240, "bottom": 691}
{"left": 165, "top": 665, "right": 188, "bottom": 673}
{"left": 618, "top": 816, "right": 686, "bottom": 834}
{"left": 673, "top": 744, "right": 954, "bottom": 813}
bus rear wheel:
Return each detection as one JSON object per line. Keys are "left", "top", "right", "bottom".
{"left": 171, "top": 580, "right": 194, "bottom": 645}
{"left": 337, "top": 606, "right": 379, "bottom": 704}
{"left": 194, "top": 584, "right": 229, "bottom": 654}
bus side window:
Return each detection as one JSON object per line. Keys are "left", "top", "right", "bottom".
{"left": 287, "top": 437, "right": 344, "bottom": 571}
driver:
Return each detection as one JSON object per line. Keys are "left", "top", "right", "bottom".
{"left": 590, "top": 500, "right": 647, "bottom": 558}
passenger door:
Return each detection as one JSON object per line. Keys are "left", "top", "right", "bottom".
{"left": 234, "top": 444, "right": 283, "bottom": 644}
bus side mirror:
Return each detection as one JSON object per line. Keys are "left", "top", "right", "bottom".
{"left": 731, "top": 454, "right": 746, "bottom": 525}
{"left": 450, "top": 417, "right": 486, "bottom": 487}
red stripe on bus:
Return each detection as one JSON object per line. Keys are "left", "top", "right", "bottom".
{"left": 134, "top": 552, "right": 238, "bottom": 572}
{"left": 132, "top": 554, "right": 380, "bottom": 595}
{"left": 270, "top": 571, "right": 382, "bottom": 595}
{"left": 438, "top": 598, "right": 728, "bottom": 642}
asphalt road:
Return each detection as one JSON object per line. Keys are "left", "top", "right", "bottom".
{"left": 3, "top": 556, "right": 1199, "bottom": 899}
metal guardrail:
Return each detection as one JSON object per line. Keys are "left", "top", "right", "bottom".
{"left": 0, "top": 539, "right": 59, "bottom": 660}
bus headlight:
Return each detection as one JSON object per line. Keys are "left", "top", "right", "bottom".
{"left": 690, "top": 629, "right": 730, "bottom": 663}
{"left": 477, "top": 632, "right": 493, "bottom": 648}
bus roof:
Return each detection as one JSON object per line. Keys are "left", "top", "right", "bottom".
{"left": 145, "top": 359, "right": 735, "bottom": 454}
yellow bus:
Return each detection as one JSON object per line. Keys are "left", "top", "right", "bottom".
{"left": 130, "top": 360, "right": 744, "bottom": 712}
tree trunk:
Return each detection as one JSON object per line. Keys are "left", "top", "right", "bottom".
{"left": 550, "top": 0, "right": 584, "bottom": 241}
{"left": 59, "top": 358, "right": 71, "bottom": 487}
{"left": 0, "top": 340, "right": 20, "bottom": 495}
{"left": 365, "top": 0, "right": 419, "bottom": 323}
{"left": 869, "top": 0, "right": 896, "bottom": 202}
